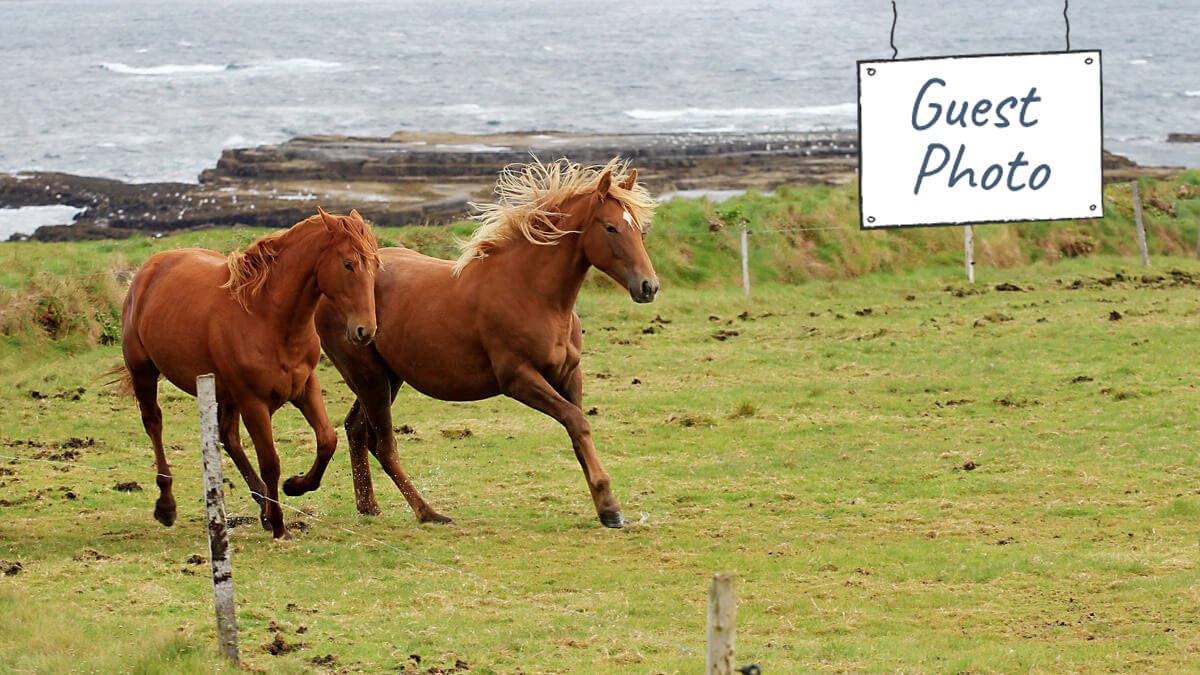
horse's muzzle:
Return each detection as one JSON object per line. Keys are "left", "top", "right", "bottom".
{"left": 629, "top": 277, "right": 659, "bottom": 304}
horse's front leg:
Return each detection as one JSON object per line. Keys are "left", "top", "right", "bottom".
{"left": 240, "top": 400, "right": 291, "bottom": 540}
{"left": 217, "top": 403, "right": 271, "bottom": 530}
{"left": 283, "top": 375, "right": 338, "bottom": 497}
{"left": 502, "top": 365, "right": 623, "bottom": 528}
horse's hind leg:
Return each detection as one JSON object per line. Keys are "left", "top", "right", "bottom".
{"left": 344, "top": 400, "right": 382, "bottom": 516}
{"left": 128, "top": 364, "right": 175, "bottom": 526}
{"left": 357, "top": 369, "right": 449, "bottom": 524}
{"left": 218, "top": 403, "right": 270, "bottom": 530}
{"left": 283, "top": 374, "right": 338, "bottom": 497}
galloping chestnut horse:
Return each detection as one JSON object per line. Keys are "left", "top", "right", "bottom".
{"left": 116, "top": 208, "right": 379, "bottom": 539}
{"left": 313, "top": 159, "right": 658, "bottom": 528}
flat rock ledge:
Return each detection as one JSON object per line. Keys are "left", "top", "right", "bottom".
{"left": 0, "top": 130, "right": 1180, "bottom": 241}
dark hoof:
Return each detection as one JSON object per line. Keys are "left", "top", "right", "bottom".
{"left": 282, "top": 475, "right": 309, "bottom": 497}
{"left": 153, "top": 499, "right": 177, "bottom": 527}
{"left": 599, "top": 511, "right": 625, "bottom": 529}
{"left": 418, "top": 511, "right": 453, "bottom": 524}
{"left": 259, "top": 506, "right": 271, "bottom": 531}
{"left": 357, "top": 501, "right": 382, "bottom": 516}
{"left": 272, "top": 528, "right": 293, "bottom": 541}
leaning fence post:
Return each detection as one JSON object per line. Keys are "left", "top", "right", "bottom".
{"left": 706, "top": 573, "right": 736, "bottom": 675}
{"left": 1132, "top": 180, "right": 1150, "bottom": 267}
{"left": 739, "top": 221, "right": 750, "bottom": 297}
{"left": 964, "top": 225, "right": 975, "bottom": 283}
{"left": 197, "top": 374, "right": 239, "bottom": 664}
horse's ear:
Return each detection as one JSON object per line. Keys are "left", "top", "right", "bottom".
{"left": 595, "top": 170, "right": 613, "bottom": 199}
{"left": 618, "top": 168, "right": 637, "bottom": 190}
{"left": 349, "top": 208, "right": 363, "bottom": 223}
{"left": 317, "top": 207, "right": 338, "bottom": 230}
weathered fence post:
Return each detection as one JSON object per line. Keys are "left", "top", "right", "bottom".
{"left": 1132, "top": 180, "right": 1150, "bottom": 266}
{"left": 707, "top": 573, "right": 736, "bottom": 675}
{"left": 964, "top": 225, "right": 975, "bottom": 283}
{"left": 739, "top": 221, "right": 750, "bottom": 297}
{"left": 197, "top": 374, "right": 239, "bottom": 664}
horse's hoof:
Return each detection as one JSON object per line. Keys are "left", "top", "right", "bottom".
{"left": 153, "top": 500, "right": 177, "bottom": 527}
{"left": 599, "top": 511, "right": 625, "bottom": 529}
{"left": 272, "top": 528, "right": 293, "bottom": 541}
{"left": 357, "top": 502, "right": 382, "bottom": 516}
{"left": 419, "top": 511, "right": 453, "bottom": 524}
{"left": 282, "top": 475, "right": 308, "bottom": 497}
{"left": 259, "top": 508, "right": 271, "bottom": 531}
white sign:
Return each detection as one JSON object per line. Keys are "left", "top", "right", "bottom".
{"left": 858, "top": 51, "right": 1103, "bottom": 229}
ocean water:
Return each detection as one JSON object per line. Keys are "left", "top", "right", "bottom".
{"left": 0, "top": 0, "right": 1196, "bottom": 184}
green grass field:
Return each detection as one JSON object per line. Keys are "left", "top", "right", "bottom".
{"left": 3, "top": 253, "right": 1200, "bottom": 672}
{"left": 3, "top": 178, "right": 1200, "bottom": 672}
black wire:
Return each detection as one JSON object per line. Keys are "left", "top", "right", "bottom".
{"left": 890, "top": 1, "right": 899, "bottom": 59}
{"left": 1063, "top": 0, "right": 1071, "bottom": 51}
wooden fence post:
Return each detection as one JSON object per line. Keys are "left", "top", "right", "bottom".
{"left": 707, "top": 573, "right": 736, "bottom": 675}
{"left": 1132, "top": 180, "right": 1150, "bottom": 267}
{"left": 739, "top": 221, "right": 750, "bottom": 297}
{"left": 197, "top": 374, "right": 239, "bottom": 664}
{"left": 964, "top": 225, "right": 975, "bottom": 283}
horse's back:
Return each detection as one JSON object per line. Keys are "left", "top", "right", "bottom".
{"left": 123, "top": 248, "right": 232, "bottom": 395}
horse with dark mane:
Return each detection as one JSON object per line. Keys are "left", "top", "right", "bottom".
{"left": 313, "top": 159, "right": 658, "bottom": 528}
{"left": 115, "top": 208, "right": 379, "bottom": 538}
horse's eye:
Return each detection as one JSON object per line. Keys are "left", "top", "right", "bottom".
{"left": 343, "top": 261, "right": 354, "bottom": 271}
{"left": 604, "top": 224, "right": 618, "bottom": 234}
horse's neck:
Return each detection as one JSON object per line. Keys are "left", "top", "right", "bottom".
{"left": 250, "top": 229, "right": 326, "bottom": 340}
{"left": 485, "top": 234, "right": 588, "bottom": 315}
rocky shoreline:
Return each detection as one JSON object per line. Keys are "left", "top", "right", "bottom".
{"left": 0, "top": 130, "right": 1183, "bottom": 241}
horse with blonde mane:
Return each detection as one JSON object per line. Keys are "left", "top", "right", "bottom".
{"left": 116, "top": 208, "right": 379, "bottom": 539}
{"left": 314, "top": 158, "right": 658, "bottom": 528}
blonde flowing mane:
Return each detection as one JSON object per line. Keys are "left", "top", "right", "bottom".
{"left": 452, "top": 157, "right": 656, "bottom": 275}
{"left": 223, "top": 210, "right": 380, "bottom": 310}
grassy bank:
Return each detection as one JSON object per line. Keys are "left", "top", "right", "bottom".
{"left": 2, "top": 257, "right": 1199, "bottom": 672}
{"left": 2, "top": 173, "right": 1199, "bottom": 357}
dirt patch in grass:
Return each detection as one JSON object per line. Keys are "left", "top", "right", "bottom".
{"left": 264, "top": 633, "right": 304, "bottom": 655}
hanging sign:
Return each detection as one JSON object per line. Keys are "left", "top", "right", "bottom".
{"left": 858, "top": 51, "right": 1103, "bottom": 229}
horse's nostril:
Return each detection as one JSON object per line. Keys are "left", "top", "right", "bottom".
{"left": 641, "top": 280, "right": 653, "bottom": 297}
{"left": 356, "top": 326, "right": 366, "bottom": 339}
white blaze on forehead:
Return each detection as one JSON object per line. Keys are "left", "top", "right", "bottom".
{"left": 622, "top": 210, "right": 634, "bottom": 228}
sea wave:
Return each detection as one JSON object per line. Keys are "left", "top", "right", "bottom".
{"left": 1185, "top": 90, "right": 1200, "bottom": 97}
{"left": 99, "top": 58, "right": 341, "bottom": 77}
{"left": 624, "top": 103, "right": 855, "bottom": 121}
{"left": 100, "top": 62, "right": 231, "bottom": 75}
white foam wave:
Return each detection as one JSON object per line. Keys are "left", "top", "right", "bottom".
{"left": 101, "top": 62, "right": 230, "bottom": 75}
{"left": 255, "top": 58, "right": 341, "bottom": 73}
{"left": 1185, "top": 90, "right": 1200, "bottom": 97}
{"left": 624, "top": 103, "right": 855, "bottom": 121}
{"left": 99, "top": 58, "right": 341, "bottom": 77}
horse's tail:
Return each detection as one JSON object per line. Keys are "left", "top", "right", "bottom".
{"left": 100, "top": 362, "right": 134, "bottom": 397}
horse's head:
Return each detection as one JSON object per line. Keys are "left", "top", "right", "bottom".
{"left": 579, "top": 169, "right": 659, "bottom": 303}
{"left": 316, "top": 208, "right": 380, "bottom": 345}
